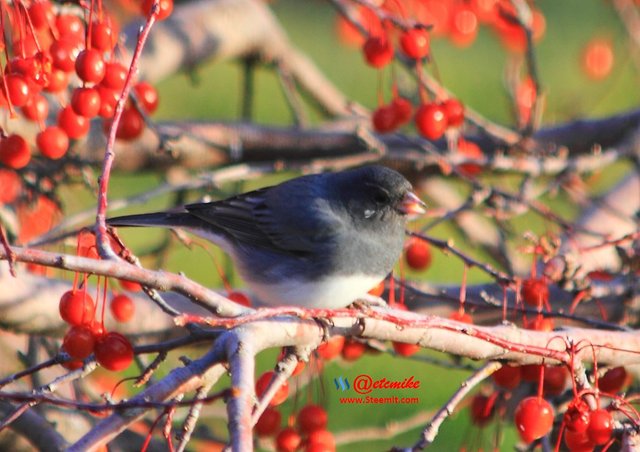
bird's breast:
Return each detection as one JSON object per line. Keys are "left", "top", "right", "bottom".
{"left": 247, "top": 273, "right": 384, "bottom": 308}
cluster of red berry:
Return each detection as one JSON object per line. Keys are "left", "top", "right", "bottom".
{"left": 0, "top": 0, "right": 165, "bottom": 171}
{"left": 337, "top": 0, "right": 545, "bottom": 54}
{"left": 59, "top": 288, "right": 133, "bottom": 372}
{"left": 336, "top": 0, "right": 547, "bottom": 178}
{"left": 254, "top": 359, "right": 334, "bottom": 451}
{"left": 59, "top": 230, "right": 139, "bottom": 372}
{"left": 257, "top": 403, "right": 333, "bottom": 452}
{"left": 459, "top": 266, "right": 628, "bottom": 448}
{"left": 474, "top": 364, "right": 627, "bottom": 448}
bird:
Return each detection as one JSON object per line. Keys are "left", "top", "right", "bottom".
{"left": 108, "top": 165, "right": 426, "bottom": 309}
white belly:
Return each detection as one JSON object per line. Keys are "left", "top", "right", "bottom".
{"left": 249, "top": 274, "right": 384, "bottom": 309}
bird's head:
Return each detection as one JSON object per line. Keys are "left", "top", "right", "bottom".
{"left": 334, "top": 165, "right": 426, "bottom": 224}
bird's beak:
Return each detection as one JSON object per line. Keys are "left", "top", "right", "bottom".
{"left": 398, "top": 191, "right": 427, "bottom": 216}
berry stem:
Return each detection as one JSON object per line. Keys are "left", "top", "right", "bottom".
{"left": 95, "top": 7, "right": 158, "bottom": 259}
{"left": 459, "top": 264, "right": 468, "bottom": 311}
{"left": 537, "top": 363, "right": 545, "bottom": 399}
{"left": 17, "top": 2, "right": 42, "bottom": 54}
{"left": 100, "top": 275, "right": 108, "bottom": 327}
{"left": 388, "top": 271, "right": 395, "bottom": 305}
{"left": 501, "top": 284, "right": 508, "bottom": 323}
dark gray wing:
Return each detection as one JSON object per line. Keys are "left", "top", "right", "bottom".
{"left": 186, "top": 175, "right": 344, "bottom": 254}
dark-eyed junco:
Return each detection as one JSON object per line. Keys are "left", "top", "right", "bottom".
{"left": 108, "top": 165, "right": 425, "bottom": 308}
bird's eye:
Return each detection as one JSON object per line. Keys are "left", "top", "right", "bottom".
{"left": 373, "top": 189, "right": 390, "bottom": 204}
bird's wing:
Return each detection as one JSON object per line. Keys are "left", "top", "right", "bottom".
{"left": 186, "top": 178, "right": 343, "bottom": 254}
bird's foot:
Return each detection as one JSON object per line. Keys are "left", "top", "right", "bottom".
{"left": 312, "top": 317, "right": 335, "bottom": 342}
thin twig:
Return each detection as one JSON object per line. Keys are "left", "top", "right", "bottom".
{"left": 413, "top": 361, "right": 503, "bottom": 449}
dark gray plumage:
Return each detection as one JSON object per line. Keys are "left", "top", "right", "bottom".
{"left": 108, "top": 165, "right": 425, "bottom": 308}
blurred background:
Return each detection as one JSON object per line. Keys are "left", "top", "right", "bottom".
{"left": 60, "top": 0, "right": 637, "bottom": 449}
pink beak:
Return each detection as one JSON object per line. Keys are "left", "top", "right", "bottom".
{"left": 398, "top": 191, "right": 427, "bottom": 216}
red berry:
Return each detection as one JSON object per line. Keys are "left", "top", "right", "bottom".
{"left": 404, "top": 237, "right": 432, "bottom": 271}
{"left": 97, "top": 85, "right": 119, "bottom": 118}
{"left": 119, "top": 279, "right": 142, "bottom": 291}
{"left": 45, "top": 70, "right": 69, "bottom": 93}
{"left": 71, "top": 87, "right": 101, "bottom": 118}
{"left": 10, "top": 55, "right": 49, "bottom": 88}
{"left": 37, "top": 126, "right": 69, "bottom": 160}
{"left": 255, "top": 371, "right": 289, "bottom": 406}
{"left": 297, "top": 404, "right": 328, "bottom": 434}
{"left": 255, "top": 407, "right": 281, "bottom": 437}
{"left": 76, "top": 230, "right": 99, "bottom": 259}
{"left": 60, "top": 348, "right": 84, "bottom": 370}
{"left": 275, "top": 427, "right": 301, "bottom": 452}
{"left": 399, "top": 28, "right": 430, "bottom": 59}
{"left": 89, "top": 320, "right": 106, "bottom": 337}
{"left": 227, "top": 291, "right": 251, "bottom": 307}
{"left": 542, "top": 365, "right": 568, "bottom": 396}
{"left": 470, "top": 394, "right": 495, "bottom": 426}
{"left": 28, "top": 2, "right": 54, "bottom": 30}
{"left": 442, "top": 98, "right": 465, "bottom": 127}
{"left": 582, "top": 38, "right": 614, "bottom": 81}
{"left": 449, "top": 4, "right": 478, "bottom": 47}
{"left": 457, "top": 138, "right": 484, "bottom": 177}
{"left": 335, "top": 5, "right": 381, "bottom": 47}
{"left": 415, "top": 103, "right": 447, "bottom": 140}
{"left": 59, "top": 289, "right": 96, "bottom": 326}
{"left": 91, "top": 20, "right": 116, "bottom": 51}
{"left": 103, "top": 63, "right": 128, "bottom": 91}
{"left": 62, "top": 325, "right": 96, "bottom": 359}
{"left": 105, "top": 106, "right": 145, "bottom": 140}
{"left": 341, "top": 339, "right": 366, "bottom": 361}
{"left": 449, "top": 310, "right": 473, "bottom": 324}
{"left": 599, "top": 366, "right": 627, "bottom": 394}
{"left": 55, "top": 14, "right": 85, "bottom": 41}
{"left": 521, "top": 278, "right": 549, "bottom": 308}
{"left": 133, "top": 81, "right": 159, "bottom": 113}
{"left": 110, "top": 294, "right": 135, "bottom": 322}
{"left": 75, "top": 49, "right": 106, "bottom": 84}
{"left": 393, "top": 341, "right": 420, "bottom": 357}
{"left": 0, "top": 169, "right": 21, "bottom": 204}
{"left": 390, "top": 97, "right": 413, "bottom": 126}
{"left": 564, "top": 428, "right": 596, "bottom": 452}
{"left": 95, "top": 332, "right": 134, "bottom": 371}
{"left": 363, "top": 35, "right": 394, "bottom": 68}
{"left": 514, "top": 397, "right": 554, "bottom": 443}
{"left": 50, "top": 39, "right": 81, "bottom": 73}
{"left": 492, "top": 365, "right": 522, "bottom": 389}
{"left": 142, "top": 0, "right": 174, "bottom": 20}
{"left": 306, "top": 429, "right": 336, "bottom": 451}
{"left": 0, "top": 134, "right": 31, "bottom": 169}
{"left": 316, "top": 336, "right": 345, "bottom": 360}
{"left": 5, "top": 74, "right": 31, "bottom": 107}
{"left": 564, "top": 398, "right": 591, "bottom": 434}
{"left": 22, "top": 93, "right": 49, "bottom": 122}
{"left": 520, "top": 364, "right": 543, "bottom": 382}
{"left": 58, "top": 106, "right": 90, "bottom": 139}
{"left": 372, "top": 104, "right": 398, "bottom": 133}
{"left": 529, "top": 316, "right": 554, "bottom": 332}
{"left": 587, "top": 408, "right": 613, "bottom": 445}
